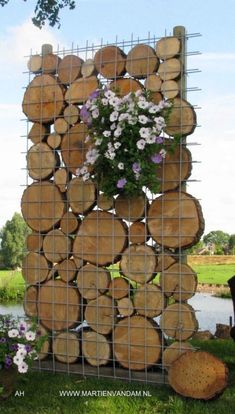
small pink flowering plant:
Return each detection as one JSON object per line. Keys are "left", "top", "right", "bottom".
{"left": 77, "top": 88, "right": 178, "bottom": 197}
{"left": 0, "top": 315, "right": 47, "bottom": 375}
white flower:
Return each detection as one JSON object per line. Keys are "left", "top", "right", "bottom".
{"left": 160, "top": 149, "right": 167, "bottom": 158}
{"left": 109, "top": 97, "right": 120, "bottom": 107}
{"left": 95, "top": 138, "right": 102, "bottom": 146}
{"left": 135, "top": 89, "right": 143, "bottom": 97}
{"left": 145, "top": 135, "right": 156, "bottom": 144}
{"left": 148, "top": 104, "right": 160, "bottom": 114}
{"left": 101, "top": 98, "right": 108, "bottom": 106}
{"left": 76, "top": 167, "right": 81, "bottom": 176}
{"left": 114, "top": 127, "right": 122, "bottom": 138}
{"left": 80, "top": 166, "right": 88, "bottom": 175}
{"left": 25, "top": 331, "right": 36, "bottom": 341}
{"left": 8, "top": 329, "right": 19, "bottom": 338}
{"left": 110, "top": 111, "right": 119, "bottom": 122}
{"left": 110, "top": 123, "right": 116, "bottom": 130}
{"left": 92, "top": 108, "right": 99, "bottom": 119}
{"left": 137, "top": 139, "right": 146, "bottom": 150}
{"left": 82, "top": 172, "right": 90, "bottom": 181}
{"left": 138, "top": 115, "right": 149, "bottom": 124}
{"left": 154, "top": 116, "right": 166, "bottom": 128}
{"left": 86, "top": 148, "right": 99, "bottom": 164}
{"left": 13, "top": 355, "right": 24, "bottom": 366}
{"left": 85, "top": 135, "right": 90, "bottom": 143}
{"left": 16, "top": 348, "right": 27, "bottom": 359}
{"left": 126, "top": 102, "right": 135, "bottom": 112}
{"left": 114, "top": 141, "right": 121, "bottom": 149}
{"left": 119, "top": 113, "right": 129, "bottom": 122}
{"left": 103, "top": 130, "right": 111, "bottom": 137}
{"left": 18, "top": 362, "right": 28, "bottom": 374}
{"left": 17, "top": 343, "right": 25, "bottom": 349}
{"left": 118, "top": 162, "right": 124, "bottom": 170}
{"left": 139, "top": 127, "right": 151, "bottom": 139}
{"left": 18, "top": 321, "right": 28, "bottom": 331}
{"left": 104, "top": 90, "right": 115, "bottom": 99}
{"left": 128, "top": 116, "right": 137, "bottom": 125}
{"left": 137, "top": 100, "right": 149, "bottom": 109}
{"left": 105, "top": 151, "right": 116, "bottom": 160}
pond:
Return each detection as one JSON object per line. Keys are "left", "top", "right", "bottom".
{"left": 0, "top": 293, "right": 234, "bottom": 334}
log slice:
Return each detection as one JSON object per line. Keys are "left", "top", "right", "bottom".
{"left": 23, "top": 285, "right": 38, "bottom": 317}
{"left": 160, "top": 262, "right": 197, "bottom": 301}
{"left": 164, "top": 98, "right": 197, "bottom": 137}
{"left": 60, "top": 211, "right": 79, "bottom": 235}
{"left": 82, "top": 330, "right": 111, "bottom": 366}
{"left": 43, "top": 229, "right": 71, "bottom": 263}
{"left": 94, "top": 46, "right": 126, "bottom": 79}
{"left": 61, "top": 123, "right": 90, "bottom": 175}
{"left": 120, "top": 244, "right": 157, "bottom": 284}
{"left": 57, "top": 258, "right": 77, "bottom": 282}
{"left": 110, "top": 78, "right": 143, "bottom": 96}
{"left": 65, "top": 76, "right": 99, "bottom": 104}
{"left": 67, "top": 177, "right": 96, "bottom": 215}
{"left": 27, "top": 143, "right": 59, "bottom": 180}
{"left": 22, "top": 252, "right": 49, "bottom": 284}
{"left": 115, "top": 193, "right": 147, "bottom": 222}
{"left": 85, "top": 295, "right": 117, "bottom": 335}
{"left": 156, "top": 37, "right": 181, "bottom": 60}
{"left": 160, "top": 303, "right": 198, "bottom": 340}
{"left": 58, "top": 55, "right": 83, "bottom": 85}
{"left": 26, "top": 232, "right": 43, "bottom": 253}
{"left": 53, "top": 332, "right": 80, "bottom": 363}
{"left": 133, "top": 284, "right": 166, "bottom": 317}
{"left": 162, "top": 341, "right": 194, "bottom": 370}
{"left": 158, "top": 58, "right": 181, "bottom": 81}
{"left": 126, "top": 44, "right": 159, "bottom": 78}
{"left": 77, "top": 263, "right": 111, "bottom": 300}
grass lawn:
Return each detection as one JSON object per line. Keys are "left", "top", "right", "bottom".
{"left": 0, "top": 270, "right": 25, "bottom": 301}
{"left": 0, "top": 339, "right": 235, "bottom": 413}
{"left": 192, "top": 264, "right": 235, "bottom": 285}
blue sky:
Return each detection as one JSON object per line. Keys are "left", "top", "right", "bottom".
{"left": 0, "top": 0, "right": 235, "bottom": 234}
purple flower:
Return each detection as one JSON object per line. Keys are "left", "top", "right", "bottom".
{"left": 89, "top": 90, "right": 100, "bottom": 99}
{"left": 132, "top": 162, "right": 141, "bottom": 173}
{"left": 151, "top": 153, "right": 163, "bottom": 164}
{"left": 10, "top": 343, "right": 18, "bottom": 351}
{"left": 25, "top": 344, "right": 32, "bottom": 353}
{"left": 5, "top": 355, "right": 12, "bottom": 367}
{"left": 155, "top": 136, "right": 163, "bottom": 144}
{"left": 0, "top": 337, "right": 6, "bottom": 343}
{"left": 80, "top": 105, "right": 92, "bottom": 125}
{"left": 117, "top": 178, "right": 127, "bottom": 189}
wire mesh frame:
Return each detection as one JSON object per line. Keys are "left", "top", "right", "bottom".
{"left": 21, "top": 27, "right": 202, "bottom": 385}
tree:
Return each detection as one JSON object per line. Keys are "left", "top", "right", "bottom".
{"left": 0, "top": 213, "right": 31, "bottom": 269}
{"left": 229, "top": 234, "right": 235, "bottom": 255}
{"left": 0, "top": 0, "right": 76, "bottom": 28}
{"left": 203, "top": 230, "right": 230, "bottom": 255}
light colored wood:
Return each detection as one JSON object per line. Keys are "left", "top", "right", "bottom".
{"left": 155, "top": 252, "right": 176, "bottom": 273}
{"left": 38, "top": 279, "right": 81, "bottom": 331}
{"left": 144, "top": 74, "right": 162, "bottom": 91}
{"left": 65, "top": 76, "right": 99, "bottom": 104}
{"left": 85, "top": 295, "right": 117, "bottom": 335}
{"left": 108, "top": 277, "right": 129, "bottom": 300}
{"left": 156, "top": 37, "right": 181, "bottom": 60}
{"left": 53, "top": 332, "right": 80, "bottom": 363}
{"left": 82, "top": 330, "right": 111, "bottom": 366}
{"left": 129, "top": 221, "right": 148, "bottom": 244}
{"left": 54, "top": 168, "right": 70, "bottom": 192}
{"left": 43, "top": 229, "right": 71, "bottom": 263}
{"left": 161, "top": 80, "right": 179, "bottom": 99}
{"left": 28, "top": 123, "right": 49, "bottom": 144}
{"left": 81, "top": 59, "right": 97, "bottom": 78}
{"left": 26, "top": 232, "right": 43, "bottom": 252}
{"left": 156, "top": 144, "right": 192, "bottom": 192}
{"left": 37, "top": 324, "right": 50, "bottom": 361}
{"left": 160, "top": 303, "right": 198, "bottom": 340}
{"left": 27, "top": 143, "right": 59, "bottom": 180}
{"left": 160, "top": 262, "right": 197, "bottom": 301}
{"left": 22, "top": 74, "right": 65, "bottom": 123}
{"left": 120, "top": 244, "right": 157, "bottom": 284}
{"left": 77, "top": 263, "right": 111, "bottom": 300}
{"left": 57, "top": 258, "right": 77, "bottom": 282}
{"left": 60, "top": 211, "right": 79, "bottom": 235}
{"left": 73, "top": 210, "right": 127, "bottom": 266}
{"left": 58, "top": 55, "right": 83, "bottom": 84}
{"left": 126, "top": 44, "right": 159, "bottom": 78}
{"left": 22, "top": 252, "right": 49, "bottom": 284}
{"left": 168, "top": 350, "right": 228, "bottom": 400}
{"left": 162, "top": 341, "right": 194, "bottom": 370}
{"left": 42, "top": 53, "right": 61, "bottom": 74}
{"left": 23, "top": 285, "right": 38, "bottom": 317}
{"left": 148, "top": 191, "right": 205, "bottom": 249}
{"left": 54, "top": 118, "right": 69, "bottom": 134}
{"left": 27, "top": 54, "right": 42, "bottom": 73}
{"left": 133, "top": 284, "right": 166, "bottom": 317}
{"left": 117, "top": 297, "right": 134, "bottom": 317}
{"left": 115, "top": 193, "right": 147, "bottom": 222}
{"left": 110, "top": 78, "right": 143, "bottom": 96}
{"left": 67, "top": 177, "right": 96, "bottom": 215}
{"left": 164, "top": 98, "right": 197, "bottom": 136}
{"left": 113, "top": 315, "right": 161, "bottom": 370}
{"left": 97, "top": 193, "right": 114, "bottom": 211}
{"left": 47, "top": 132, "right": 61, "bottom": 149}
{"left": 63, "top": 105, "right": 80, "bottom": 125}
{"left": 151, "top": 91, "right": 163, "bottom": 104}
{"left": 158, "top": 58, "right": 181, "bottom": 81}
{"left": 61, "top": 123, "right": 90, "bottom": 175}
{"left": 94, "top": 46, "right": 126, "bottom": 79}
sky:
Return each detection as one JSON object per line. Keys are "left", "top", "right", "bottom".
{"left": 0, "top": 0, "right": 234, "bottom": 235}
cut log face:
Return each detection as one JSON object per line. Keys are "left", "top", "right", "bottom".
{"left": 160, "top": 303, "right": 198, "bottom": 340}
{"left": 117, "top": 297, "right": 134, "bottom": 317}
{"left": 26, "top": 232, "right": 43, "bottom": 253}
{"left": 161, "top": 80, "right": 179, "bottom": 99}
{"left": 113, "top": 315, "right": 161, "bottom": 370}
{"left": 133, "top": 284, "right": 166, "bottom": 317}
{"left": 120, "top": 244, "right": 157, "bottom": 284}
{"left": 73, "top": 211, "right": 127, "bottom": 266}
{"left": 126, "top": 44, "right": 159, "bottom": 78}
{"left": 58, "top": 55, "right": 83, "bottom": 85}
{"left": 85, "top": 295, "right": 117, "bottom": 335}
{"left": 28, "top": 123, "right": 49, "bottom": 145}
{"left": 115, "top": 193, "right": 147, "bottom": 222}
{"left": 97, "top": 193, "right": 114, "bottom": 211}
{"left": 65, "top": 76, "right": 99, "bottom": 104}
{"left": 129, "top": 221, "right": 148, "bottom": 244}
{"left": 110, "top": 78, "right": 143, "bottom": 96}
{"left": 37, "top": 324, "right": 50, "bottom": 360}
{"left": 46, "top": 262, "right": 60, "bottom": 281}
{"left": 156, "top": 144, "right": 192, "bottom": 192}
{"left": 158, "top": 58, "right": 181, "bottom": 81}
{"left": 43, "top": 229, "right": 72, "bottom": 263}
{"left": 47, "top": 133, "right": 61, "bottom": 149}
{"left": 63, "top": 105, "right": 80, "bottom": 125}
{"left": 27, "top": 54, "right": 42, "bottom": 73}
{"left": 168, "top": 350, "right": 228, "bottom": 400}
{"left": 27, "top": 143, "right": 59, "bottom": 180}
{"left": 54, "top": 168, "right": 70, "bottom": 193}
{"left": 67, "top": 177, "right": 96, "bottom": 215}
{"left": 144, "top": 74, "right": 162, "bottom": 91}
{"left": 61, "top": 123, "right": 90, "bottom": 175}
{"left": 23, "top": 285, "right": 38, "bottom": 317}
{"left": 162, "top": 341, "right": 194, "bottom": 370}
{"left": 60, "top": 211, "right": 79, "bottom": 235}
{"left": 81, "top": 59, "right": 97, "bottom": 78}
{"left": 164, "top": 98, "right": 197, "bottom": 137}
{"left": 22, "top": 252, "right": 49, "bottom": 284}
{"left": 82, "top": 330, "right": 111, "bottom": 366}
{"left": 160, "top": 262, "right": 197, "bottom": 301}
{"left": 42, "top": 53, "right": 61, "bottom": 74}
{"left": 148, "top": 191, "right": 204, "bottom": 249}
{"left": 155, "top": 252, "right": 176, "bottom": 273}
{"left": 156, "top": 37, "right": 181, "bottom": 60}
{"left": 57, "top": 258, "right": 77, "bottom": 282}
{"left": 38, "top": 279, "right": 81, "bottom": 331}
{"left": 151, "top": 91, "right": 163, "bottom": 104}
{"left": 108, "top": 277, "right": 129, "bottom": 300}
{"left": 94, "top": 46, "right": 126, "bottom": 79}
{"left": 53, "top": 332, "right": 80, "bottom": 363}
{"left": 22, "top": 74, "right": 64, "bottom": 123}
{"left": 54, "top": 118, "right": 69, "bottom": 135}
{"left": 77, "top": 263, "right": 111, "bottom": 300}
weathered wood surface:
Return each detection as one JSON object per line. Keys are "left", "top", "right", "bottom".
{"left": 156, "top": 37, "right": 181, "bottom": 60}
{"left": 77, "top": 264, "right": 111, "bottom": 300}
{"left": 61, "top": 123, "right": 90, "bottom": 175}
{"left": 126, "top": 44, "right": 159, "bottom": 78}
{"left": 164, "top": 98, "right": 197, "bottom": 137}
{"left": 160, "top": 262, "right": 197, "bottom": 301}
{"left": 58, "top": 55, "right": 83, "bottom": 84}
{"left": 53, "top": 332, "right": 80, "bottom": 363}
{"left": 160, "top": 303, "right": 198, "bottom": 340}
{"left": 133, "top": 284, "right": 166, "bottom": 317}
{"left": 94, "top": 46, "right": 126, "bottom": 79}
{"left": 82, "top": 330, "right": 111, "bottom": 366}
{"left": 85, "top": 295, "right": 117, "bottom": 335}
{"left": 42, "top": 229, "right": 72, "bottom": 263}
{"left": 120, "top": 244, "right": 157, "bottom": 284}
{"left": 27, "top": 143, "right": 59, "bottom": 180}
{"left": 22, "top": 252, "right": 49, "bottom": 284}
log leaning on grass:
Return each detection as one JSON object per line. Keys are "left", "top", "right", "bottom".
{"left": 162, "top": 341, "right": 194, "bottom": 370}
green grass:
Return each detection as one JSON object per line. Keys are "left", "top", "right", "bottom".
{"left": 0, "top": 270, "right": 25, "bottom": 302}
{"left": 193, "top": 264, "right": 235, "bottom": 285}
{"left": 0, "top": 340, "right": 235, "bottom": 413}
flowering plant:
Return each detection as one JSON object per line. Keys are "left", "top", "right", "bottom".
{"left": 0, "top": 314, "right": 47, "bottom": 375}
{"left": 77, "top": 88, "right": 177, "bottom": 197}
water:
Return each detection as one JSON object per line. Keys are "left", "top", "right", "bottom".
{"left": 0, "top": 294, "right": 233, "bottom": 334}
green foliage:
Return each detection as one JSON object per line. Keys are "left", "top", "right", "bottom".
{"left": 193, "top": 264, "right": 235, "bottom": 284}
{"left": 186, "top": 240, "right": 204, "bottom": 254}
{"left": 229, "top": 234, "right": 235, "bottom": 254}
{"left": 0, "top": 0, "right": 76, "bottom": 28}
{"left": 0, "top": 213, "right": 30, "bottom": 269}
{"left": 0, "top": 270, "right": 25, "bottom": 301}
{"left": 203, "top": 230, "right": 230, "bottom": 248}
